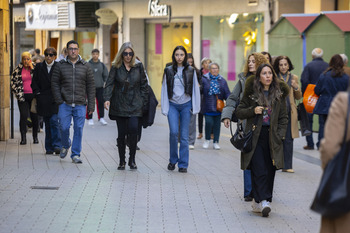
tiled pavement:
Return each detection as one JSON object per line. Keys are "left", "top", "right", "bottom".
{"left": 0, "top": 108, "right": 323, "bottom": 233}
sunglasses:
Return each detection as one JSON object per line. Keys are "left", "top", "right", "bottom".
{"left": 123, "top": 51, "right": 134, "bottom": 57}
{"left": 45, "top": 53, "right": 55, "bottom": 57}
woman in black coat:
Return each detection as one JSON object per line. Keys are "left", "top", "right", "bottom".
{"left": 31, "top": 47, "right": 61, "bottom": 154}
{"left": 104, "top": 42, "right": 149, "bottom": 170}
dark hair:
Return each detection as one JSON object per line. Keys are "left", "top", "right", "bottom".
{"left": 91, "top": 48, "right": 99, "bottom": 54}
{"left": 171, "top": 45, "right": 188, "bottom": 71}
{"left": 261, "top": 51, "right": 272, "bottom": 64}
{"left": 35, "top": 48, "right": 40, "bottom": 54}
{"left": 44, "top": 47, "right": 57, "bottom": 56}
{"left": 325, "top": 54, "right": 344, "bottom": 77}
{"left": 66, "top": 40, "right": 79, "bottom": 49}
{"left": 254, "top": 63, "right": 282, "bottom": 106}
{"left": 273, "top": 55, "right": 294, "bottom": 75}
{"left": 187, "top": 53, "right": 198, "bottom": 70}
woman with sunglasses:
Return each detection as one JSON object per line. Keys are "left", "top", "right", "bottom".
{"left": 104, "top": 42, "right": 149, "bottom": 170}
{"left": 161, "top": 46, "right": 201, "bottom": 173}
{"left": 11, "top": 51, "right": 38, "bottom": 145}
{"left": 31, "top": 47, "right": 61, "bottom": 155}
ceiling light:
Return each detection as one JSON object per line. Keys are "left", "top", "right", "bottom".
{"left": 229, "top": 13, "right": 239, "bottom": 24}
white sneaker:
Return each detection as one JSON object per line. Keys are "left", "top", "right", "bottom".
{"left": 213, "top": 143, "right": 221, "bottom": 150}
{"left": 189, "top": 145, "right": 195, "bottom": 150}
{"left": 99, "top": 118, "right": 107, "bottom": 125}
{"left": 252, "top": 202, "right": 262, "bottom": 213}
{"left": 261, "top": 200, "right": 271, "bottom": 217}
{"left": 202, "top": 140, "right": 210, "bottom": 149}
{"left": 88, "top": 119, "right": 94, "bottom": 125}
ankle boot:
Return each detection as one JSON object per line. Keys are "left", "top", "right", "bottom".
{"left": 128, "top": 157, "right": 137, "bottom": 169}
{"left": 33, "top": 131, "right": 38, "bottom": 144}
{"left": 20, "top": 133, "right": 26, "bottom": 145}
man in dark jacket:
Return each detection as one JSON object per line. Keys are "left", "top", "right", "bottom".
{"left": 300, "top": 48, "right": 328, "bottom": 150}
{"left": 31, "top": 47, "right": 61, "bottom": 155}
{"left": 51, "top": 40, "right": 95, "bottom": 163}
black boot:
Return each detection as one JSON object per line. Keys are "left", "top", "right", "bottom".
{"left": 33, "top": 131, "right": 38, "bottom": 144}
{"left": 128, "top": 157, "right": 137, "bottom": 170}
{"left": 117, "top": 138, "right": 126, "bottom": 170}
{"left": 20, "top": 133, "right": 27, "bottom": 145}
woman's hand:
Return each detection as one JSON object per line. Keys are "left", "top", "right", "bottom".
{"left": 223, "top": 118, "right": 230, "bottom": 128}
{"left": 254, "top": 106, "right": 264, "bottom": 114}
{"left": 291, "top": 79, "right": 298, "bottom": 89}
{"left": 104, "top": 101, "right": 110, "bottom": 110}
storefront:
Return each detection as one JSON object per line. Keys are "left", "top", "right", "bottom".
{"left": 101, "top": 0, "right": 270, "bottom": 99}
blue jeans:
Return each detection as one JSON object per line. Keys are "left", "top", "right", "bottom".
{"left": 306, "top": 113, "right": 315, "bottom": 148}
{"left": 204, "top": 114, "right": 221, "bottom": 143}
{"left": 168, "top": 101, "right": 192, "bottom": 168}
{"left": 244, "top": 170, "right": 252, "bottom": 197}
{"left": 43, "top": 114, "right": 61, "bottom": 152}
{"left": 58, "top": 103, "right": 86, "bottom": 157}
{"left": 306, "top": 113, "right": 326, "bottom": 149}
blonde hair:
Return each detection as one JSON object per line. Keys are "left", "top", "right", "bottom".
{"left": 21, "top": 51, "right": 33, "bottom": 69}
{"left": 243, "top": 52, "right": 268, "bottom": 76}
{"left": 112, "top": 42, "right": 136, "bottom": 68}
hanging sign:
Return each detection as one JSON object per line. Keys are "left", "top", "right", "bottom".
{"left": 95, "top": 8, "right": 118, "bottom": 25}
{"left": 148, "top": 0, "right": 171, "bottom": 22}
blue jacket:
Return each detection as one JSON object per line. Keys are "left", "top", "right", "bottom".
{"left": 201, "top": 73, "right": 231, "bottom": 114}
{"left": 313, "top": 70, "right": 349, "bottom": 115}
{"left": 301, "top": 58, "right": 329, "bottom": 94}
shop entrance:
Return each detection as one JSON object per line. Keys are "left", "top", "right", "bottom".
{"left": 146, "top": 21, "right": 193, "bottom": 100}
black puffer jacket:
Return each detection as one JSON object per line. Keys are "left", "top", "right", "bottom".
{"left": 104, "top": 61, "right": 149, "bottom": 118}
{"left": 51, "top": 56, "right": 95, "bottom": 112}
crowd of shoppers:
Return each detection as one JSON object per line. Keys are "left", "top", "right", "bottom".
{"left": 10, "top": 41, "right": 350, "bottom": 223}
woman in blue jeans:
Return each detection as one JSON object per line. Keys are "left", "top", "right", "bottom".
{"left": 201, "top": 63, "right": 230, "bottom": 150}
{"left": 161, "top": 46, "right": 201, "bottom": 173}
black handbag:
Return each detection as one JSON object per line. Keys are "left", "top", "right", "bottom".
{"left": 230, "top": 115, "right": 258, "bottom": 153}
{"left": 310, "top": 94, "right": 350, "bottom": 218}
{"left": 297, "top": 102, "right": 312, "bottom": 136}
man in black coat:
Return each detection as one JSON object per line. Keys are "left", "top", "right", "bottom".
{"left": 51, "top": 40, "right": 95, "bottom": 163}
{"left": 31, "top": 47, "right": 61, "bottom": 155}
{"left": 300, "top": 48, "right": 329, "bottom": 150}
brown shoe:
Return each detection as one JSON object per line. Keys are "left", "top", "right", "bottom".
{"left": 282, "top": 169, "right": 294, "bottom": 173}
{"left": 197, "top": 133, "right": 203, "bottom": 139}
{"left": 303, "top": 145, "right": 314, "bottom": 150}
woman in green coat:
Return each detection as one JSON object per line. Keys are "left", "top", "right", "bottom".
{"left": 235, "top": 63, "right": 289, "bottom": 217}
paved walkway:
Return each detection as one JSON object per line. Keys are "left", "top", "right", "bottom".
{"left": 0, "top": 107, "right": 323, "bottom": 233}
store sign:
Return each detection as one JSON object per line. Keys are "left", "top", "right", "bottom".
{"left": 148, "top": 0, "right": 171, "bottom": 22}
{"left": 25, "top": 2, "right": 76, "bottom": 30}
{"left": 95, "top": 8, "right": 118, "bottom": 25}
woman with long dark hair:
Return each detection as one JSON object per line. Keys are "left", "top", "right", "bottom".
{"left": 313, "top": 54, "right": 349, "bottom": 148}
{"left": 236, "top": 63, "right": 289, "bottom": 217}
{"left": 273, "top": 55, "right": 302, "bottom": 173}
{"left": 161, "top": 46, "right": 201, "bottom": 173}
{"left": 104, "top": 42, "right": 149, "bottom": 170}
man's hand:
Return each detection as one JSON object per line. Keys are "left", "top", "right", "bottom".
{"left": 104, "top": 101, "right": 110, "bottom": 110}
{"left": 88, "top": 111, "right": 93, "bottom": 115}
{"left": 223, "top": 118, "right": 230, "bottom": 128}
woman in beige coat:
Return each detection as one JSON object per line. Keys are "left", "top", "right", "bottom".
{"left": 273, "top": 56, "right": 302, "bottom": 173}
{"left": 319, "top": 89, "right": 350, "bottom": 233}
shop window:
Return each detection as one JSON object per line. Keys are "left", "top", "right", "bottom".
{"left": 201, "top": 13, "right": 264, "bottom": 86}
{"left": 75, "top": 31, "right": 96, "bottom": 61}
{"left": 146, "top": 22, "right": 193, "bottom": 100}
{"left": 14, "top": 22, "right": 35, "bottom": 65}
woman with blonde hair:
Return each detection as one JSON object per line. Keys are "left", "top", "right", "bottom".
{"left": 11, "top": 51, "right": 38, "bottom": 145}
{"left": 104, "top": 42, "right": 149, "bottom": 170}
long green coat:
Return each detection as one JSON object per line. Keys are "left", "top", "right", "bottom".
{"left": 235, "top": 75, "right": 289, "bottom": 170}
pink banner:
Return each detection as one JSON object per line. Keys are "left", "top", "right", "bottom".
{"left": 227, "top": 40, "right": 236, "bottom": 81}
{"left": 201, "top": 40, "right": 210, "bottom": 59}
{"left": 155, "top": 24, "right": 162, "bottom": 54}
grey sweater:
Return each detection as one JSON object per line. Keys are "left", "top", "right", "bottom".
{"left": 88, "top": 59, "right": 108, "bottom": 88}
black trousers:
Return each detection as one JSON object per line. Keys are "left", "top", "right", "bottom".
{"left": 116, "top": 116, "right": 139, "bottom": 164}
{"left": 250, "top": 126, "right": 276, "bottom": 203}
{"left": 198, "top": 113, "right": 203, "bottom": 134}
{"left": 18, "top": 93, "right": 38, "bottom": 137}
{"left": 87, "top": 87, "right": 105, "bottom": 120}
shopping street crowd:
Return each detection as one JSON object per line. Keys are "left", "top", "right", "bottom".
{"left": 10, "top": 40, "right": 350, "bottom": 232}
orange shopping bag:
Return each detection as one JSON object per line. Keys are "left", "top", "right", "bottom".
{"left": 303, "top": 84, "right": 319, "bottom": 113}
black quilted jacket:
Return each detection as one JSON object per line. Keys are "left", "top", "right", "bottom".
{"left": 51, "top": 56, "right": 95, "bottom": 112}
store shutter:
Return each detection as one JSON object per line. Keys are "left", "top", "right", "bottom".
{"left": 75, "top": 2, "right": 99, "bottom": 28}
